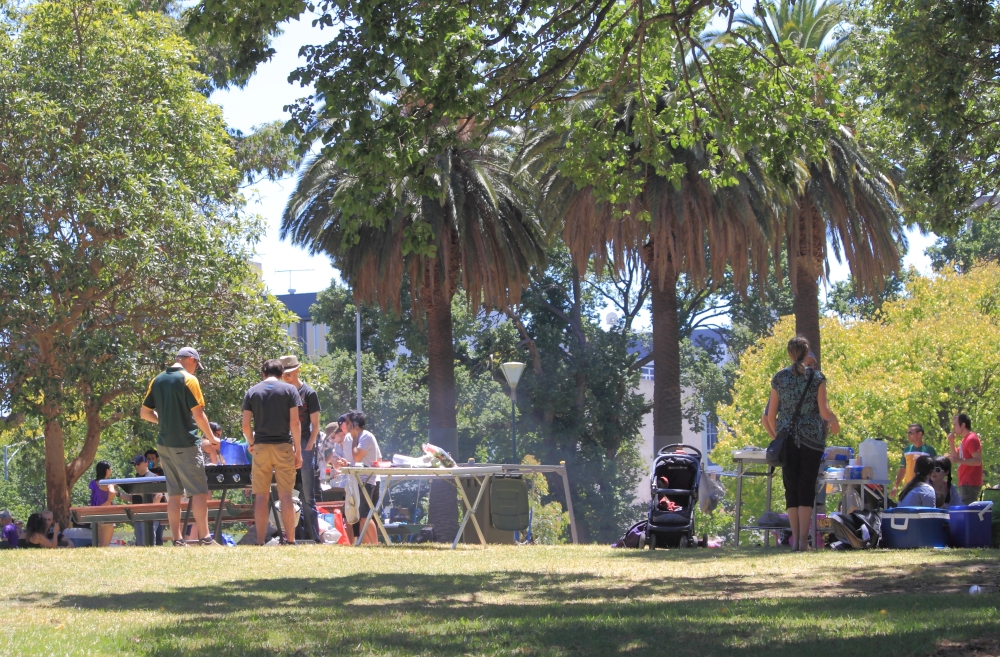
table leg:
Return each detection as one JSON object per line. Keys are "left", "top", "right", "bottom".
{"left": 269, "top": 486, "right": 283, "bottom": 540}
{"left": 91, "top": 520, "right": 98, "bottom": 548}
{"left": 356, "top": 474, "right": 391, "bottom": 546}
{"left": 143, "top": 493, "right": 154, "bottom": 547}
{"left": 213, "top": 488, "right": 228, "bottom": 544}
{"left": 811, "top": 484, "right": 819, "bottom": 549}
{"left": 559, "top": 466, "right": 579, "bottom": 545}
{"left": 764, "top": 466, "right": 774, "bottom": 548}
{"left": 734, "top": 459, "right": 744, "bottom": 548}
{"left": 453, "top": 474, "right": 490, "bottom": 548}
{"left": 181, "top": 496, "right": 193, "bottom": 540}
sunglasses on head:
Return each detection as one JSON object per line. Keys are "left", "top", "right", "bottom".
{"left": 932, "top": 467, "right": 944, "bottom": 473}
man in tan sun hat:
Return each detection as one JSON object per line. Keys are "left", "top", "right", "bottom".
{"left": 280, "top": 354, "right": 322, "bottom": 542}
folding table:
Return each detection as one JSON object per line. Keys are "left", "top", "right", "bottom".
{"left": 341, "top": 465, "right": 504, "bottom": 548}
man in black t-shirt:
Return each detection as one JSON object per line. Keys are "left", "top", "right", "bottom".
{"left": 280, "top": 354, "right": 322, "bottom": 542}
{"left": 242, "top": 359, "right": 302, "bottom": 545}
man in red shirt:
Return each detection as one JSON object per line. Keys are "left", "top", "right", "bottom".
{"left": 948, "top": 413, "right": 983, "bottom": 505}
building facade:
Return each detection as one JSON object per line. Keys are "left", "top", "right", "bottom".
{"left": 276, "top": 292, "right": 329, "bottom": 358}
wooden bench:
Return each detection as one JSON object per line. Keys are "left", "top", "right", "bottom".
{"left": 70, "top": 501, "right": 254, "bottom": 546}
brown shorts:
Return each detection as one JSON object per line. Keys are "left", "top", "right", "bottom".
{"left": 251, "top": 443, "right": 296, "bottom": 496}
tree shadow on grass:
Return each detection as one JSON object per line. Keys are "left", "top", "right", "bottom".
{"left": 46, "top": 568, "right": 1000, "bottom": 657}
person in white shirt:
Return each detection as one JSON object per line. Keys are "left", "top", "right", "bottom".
{"left": 344, "top": 410, "right": 381, "bottom": 544}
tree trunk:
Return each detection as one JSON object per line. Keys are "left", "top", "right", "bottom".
{"left": 425, "top": 264, "right": 459, "bottom": 541}
{"left": 792, "top": 199, "right": 825, "bottom": 365}
{"left": 793, "top": 258, "right": 822, "bottom": 366}
{"left": 43, "top": 417, "right": 72, "bottom": 526}
{"left": 645, "top": 245, "right": 683, "bottom": 456}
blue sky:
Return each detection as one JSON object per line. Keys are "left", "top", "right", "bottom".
{"left": 210, "top": 15, "right": 937, "bottom": 329}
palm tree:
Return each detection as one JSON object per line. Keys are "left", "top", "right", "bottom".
{"left": 732, "top": 0, "right": 847, "bottom": 66}
{"left": 784, "top": 129, "right": 904, "bottom": 362}
{"left": 282, "top": 136, "right": 545, "bottom": 538}
{"left": 523, "top": 97, "right": 780, "bottom": 452}
{"left": 729, "top": 0, "right": 904, "bottom": 363}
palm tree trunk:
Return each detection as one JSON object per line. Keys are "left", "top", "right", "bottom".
{"left": 645, "top": 245, "right": 683, "bottom": 455}
{"left": 793, "top": 259, "right": 821, "bottom": 365}
{"left": 792, "top": 199, "right": 825, "bottom": 364}
{"left": 425, "top": 268, "right": 459, "bottom": 541}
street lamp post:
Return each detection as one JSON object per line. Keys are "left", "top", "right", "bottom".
{"left": 500, "top": 362, "right": 526, "bottom": 464}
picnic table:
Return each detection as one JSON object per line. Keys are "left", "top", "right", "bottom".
{"left": 80, "top": 465, "right": 278, "bottom": 545}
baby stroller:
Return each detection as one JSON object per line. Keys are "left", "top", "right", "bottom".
{"left": 646, "top": 444, "right": 702, "bottom": 549}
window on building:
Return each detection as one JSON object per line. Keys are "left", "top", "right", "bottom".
{"left": 703, "top": 417, "right": 719, "bottom": 452}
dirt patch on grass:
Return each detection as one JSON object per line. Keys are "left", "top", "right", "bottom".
{"left": 933, "top": 636, "right": 1000, "bottom": 657}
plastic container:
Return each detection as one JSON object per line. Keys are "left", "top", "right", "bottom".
{"left": 859, "top": 439, "right": 889, "bottom": 482}
{"left": 949, "top": 502, "right": 993, "bottom": 548}
{"left": 62, "top": 527, "right": 92, "bottom": 548}
{"left": 825, "top": 468, "right": 845, "bottom": 479}
{"left": 881, "top": 507, "right": 949, "bottom": 548}
{"left": 218, "top": 440, "right": 250, "bottom": 466}
{"left": 846, "top": 465, "right": 864, "bottom": 480}
{"left": 823, "top": 446, "right": 853, "bottom": 462}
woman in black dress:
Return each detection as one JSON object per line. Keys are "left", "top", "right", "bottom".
{"left": 766, "top": 336, "right": 840, "bottom": 551}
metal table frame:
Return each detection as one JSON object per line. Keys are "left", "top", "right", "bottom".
{"left": 731, "top": 453, "right": 776, "bottom": 547}
{"left": 343, "top": 466, "right": 503, "bottom": 548}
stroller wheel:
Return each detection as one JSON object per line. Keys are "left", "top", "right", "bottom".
{"left": 679, "top": 536, "right": 689, "bottom": 548}
{"left": 649, "top": 534, "right": 657, "bottom": 550}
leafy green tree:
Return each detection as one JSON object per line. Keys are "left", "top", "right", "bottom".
{"left": 229, "top": 121, "right": 300, "bottom": 187}
{"left": 185, "top": 0, "right": 841, "bottom": 256}
{"left": 825, "top": 268, "right": 915, "bottom": 321}
{"left": 928, "top": 216, "right": 1000, "bottom": 274}
{"left": 0, "top": 0, "right": 290, "bottom": 523}
{"left": 309, "top": 281, "right": 418, "bottom": 370}
{"left": 852, "top": 0, "right": 1000, "bottom": 230}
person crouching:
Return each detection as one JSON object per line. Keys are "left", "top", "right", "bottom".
{"left": 242, "top": 359, "right": 303, "bottom": 545}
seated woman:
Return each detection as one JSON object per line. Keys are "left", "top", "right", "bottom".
{"left": 930, "top": 455, "right": 962, "bottom": 508}
{"left": 22, "top": 513, "right": 60, "bottom": 548}
{"left": 898, "top": 454, "right": 936, "bottom": 507}
{"left": 88, "top": 461, "right": 119, "bottom": 547}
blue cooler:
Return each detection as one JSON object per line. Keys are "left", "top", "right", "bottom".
{"left": 882, "top": 507, "right": 949, "bottom": 548}
{"left": 219, "top": 440, "right": 250, "bottom": 465}
{"left": 949, "top": 502, "right": 993, "bottom": 548}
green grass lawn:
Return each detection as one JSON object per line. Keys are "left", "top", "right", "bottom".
{"left": 1, "top": 544, "right": 998, "bottom": 656}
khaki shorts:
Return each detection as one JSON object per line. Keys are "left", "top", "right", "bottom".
{"left": 251, "top": 443, "right": 296, "bottom": 495}
{"left": 159, "top": 445, "right": 208, "bottom": 497}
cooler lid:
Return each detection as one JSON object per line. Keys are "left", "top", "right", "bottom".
{"left": 886, "top": 506, "right": 949, "bottom": 519}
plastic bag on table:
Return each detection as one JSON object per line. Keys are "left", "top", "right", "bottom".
{"left": 393, "top": 453, "right": 433, "bottom": 467}
{"left": 421, "top": 443, "right": 456, "bottom": 468}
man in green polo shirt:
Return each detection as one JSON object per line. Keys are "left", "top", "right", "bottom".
{"left": 140, "top": 347, "right": 220, "bottom": 546}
